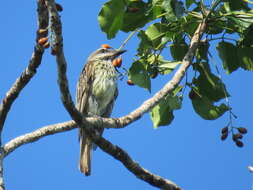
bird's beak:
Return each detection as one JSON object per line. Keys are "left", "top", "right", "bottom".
{"left": 111, "top": 49, "right": 126, "bottom": 58}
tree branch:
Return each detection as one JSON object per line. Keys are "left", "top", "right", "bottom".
{"left": 0, "top": 1, "right": 48, "bottom": 132}
{"left": 19, "top": 1, "right": 208, "bottom": 190}
{"left": 102, "top": 21, "right": 207, "bottom": 129}
{"left": 2, "top": 14, "right": 207, "bottom": 190}
{"left": 41, "top": 1, "right": 207, "bottom": 190}
{"left": 3, "top": 120, "right": 76, "bottom": 157}
{"left": 0, "top": 1, "right": 49, "bottom": 190}
{"left": 3, "top": 119, "right": 180, "bottom": 190}
{"left": 0, "top": 48, "right": 44, "bottom": 133}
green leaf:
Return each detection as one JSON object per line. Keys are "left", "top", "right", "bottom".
{"left": 152, "top": 0, "right": 163, "bottom": 6}
{"left": 151, "top": 108, "right": 174, "bottom": 128}
{"left": 162, "top": 0, "right": 184, "bottom": 21}
{"left": 172, "top": 85, "right": 183, "bottom": 96}
{"left": 216, "top": 41, "right": 240, "bottom": 74}
{"left": 237, "top": 47, "right": 253, "bottom": 70}
{"left": 164, "top": 31, "right": 177, "bottom": 41}
{"left": 121, "top": 1, "right": 150, "bottom": 32}
{"left": 186, "top": 0, "right": 195, "bottom": 8}
{"left": 150, "top": 91, "right": 182, "bottom": 128}
{"left": 145, "top": 23, "right": 169, "bottom": 49}
{"left": 138, "top": 53, "right": 179, "bottom": 76}
{"left": 170, "top": 41, "right": 188, "bottom": 61}
{"left": 147, "top": 54, "right": 180, "bottom": 75}
{"left": 145, "top": 0, "right": 164, "bottom": 20}
{"left": 182, "top": 14, "right": 200, "bottom": 36}
{"left": 240, "top": 24, "right": 253, "bottom": 46}
{"left": 128, "top": 61, "right": 151, "bottom": 91}
{"left": 98, "top": 0, "right": 125, "bottom": 39}
{"left": 193, "top": 62, "right": 213, "bottom": 85}
{"left": 193, "top": 64, "right": 230, "bottom": 102}
{"left": 196, "top": 41, "right": 209, "bottom": 61}
{"left": 206, "top": 20, "right": 224, "bottom": 35}
{"left": 174, "top": 1, "right": 184, "bottom": 18}
{"left": 158, "top": 61, "right": 180, "bottom": 74}
{"left": 158, "top": 61, "right": 180, "bottom": 69}
{"left": 191, "top": 92, "right": 230, "bottom": 120}
{"left": 223, "top": 0, "right": 250, "bottom": 12}
{"left": 162, "top": 0, "right": 176, "bottom": 21}
{"left": 150, "top": 4, "right": 163, "bottom": 19}
{"left": 137, "top": 30, "right": 153, "bottom": 55}
{"left": 226, "top": 14, "right": 253, "bottom": 33}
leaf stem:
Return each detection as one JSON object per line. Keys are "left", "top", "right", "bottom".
{"left": 242, "top": 0, "right": 253, "bottom": 4}
{"left": 118, "top": 30, "right": 138, "bottom": 50}
{"left": 187, "top": 11, "right": 203, "bottom": 19}
{"left": 208, "top": 51, "right": 236, "bottom": 126}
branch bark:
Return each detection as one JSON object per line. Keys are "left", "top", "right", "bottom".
{"left": 3, "top": 120, "right": 180, "bottom": 190}
{"left": 0, "top": 47, "right": 44, "bottom": 132}
{"left": 0, "top": 1, "right": 49, "bottom": 190}
{"left": 3, "top": 121, "right": 76, "bottom": 157}
{"left": 0, "top": 1, "right": 48, "bottom": 132}
{"left": 41, "top": 0, "right": 207, "bottom": 189}
{"left": 2, "top": 15, "right": 207, "bottom": 190}
{"left": 0, "top": 1, "right": 208, "bottom": 189}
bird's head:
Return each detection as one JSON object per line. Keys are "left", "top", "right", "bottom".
{"left": 88, "top": 47, "right": 126, "bottom": 63}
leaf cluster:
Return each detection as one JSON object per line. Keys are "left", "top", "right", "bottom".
{"left": 98, "top": 0, "right": 253, "bottom": 129}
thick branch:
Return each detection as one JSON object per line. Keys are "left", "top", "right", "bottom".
{"left": 23, "top": 1, "right": 208, "bottom": 189}
{"left": 2, "top": 16, "right": 207, "bottom": 190}
{"left": 43, "top": 1, "right": 206, "bottom": 190}
{"left": 40, "top": 23, "right": 208, "bottom": 131}
{"left": 3, "top": 120, "right": 179, "bottom": 189}
{"left": 95, "top": 136, "right": 180, "bottom": 190}
{"left": 107, "top": 22, "right": 207, "bottom": 128}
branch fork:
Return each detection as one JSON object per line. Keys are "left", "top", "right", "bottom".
{"left": 0, "top": 0, "right": 208, "bottom": 189}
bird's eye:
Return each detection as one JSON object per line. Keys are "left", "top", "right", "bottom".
{"left": 100, "top": 48, "right": 106, "bottom": 53}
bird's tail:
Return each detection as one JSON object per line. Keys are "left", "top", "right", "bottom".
{"left": 79, "top": 128, "right": 92, "bottom": 176}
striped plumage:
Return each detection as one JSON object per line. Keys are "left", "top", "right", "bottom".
{"left": 76, "top": 47, "right": 126, "bottom": 176}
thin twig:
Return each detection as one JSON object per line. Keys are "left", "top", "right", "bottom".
{"left": 3, "top": 121, "right": 76, "bottom": 157}
{"left": 44, "top": 0, "right": 186, "bottom": 189}
{"left": 45, "top": 0, "right": 206, "bottom": 188}
{"left": 0, "top": 1, "right": 49, "bottom": 190}
{"left": 2, "top": 21, "right": 208, "bottom": 165}
{"left": 118, "top": 30, "right": 138, "bottom": 50}
{"left": 0, "top": 1, "right": 48, "bottom": 133}
{"left": 3, "top": 2, "right": 207, "bottom": 189}
{"left": 1, "top": 21, "right": 207, "bottom": 190}
{"left": 242, "top": 0, "right": 253, "bottom": 4}
{"left": 0, "top": 48, "right": 44, "bottom": 133}
{"left": 2, "top": 119, "right": 180, "bottom": 190}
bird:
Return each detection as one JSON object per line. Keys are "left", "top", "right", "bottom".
{"left": 76, "top": 45, "right": 126, "bottom": 176}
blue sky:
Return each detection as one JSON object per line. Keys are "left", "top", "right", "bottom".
{"left": 1, "top": 1, "right": 253, "bottom": 190}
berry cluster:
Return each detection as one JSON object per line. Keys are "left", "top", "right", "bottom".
{"left": 37, "top": 1, "right": 63, "bottom": 54}
{"left": 221, "top": 126, "right": 247, "bottom": 147}
{"left": 101, "top": 44, "right": 134, "bottom": 86}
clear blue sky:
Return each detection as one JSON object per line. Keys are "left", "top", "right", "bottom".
{"left": 1, "top": 1, "right": 253, "bottom": 190}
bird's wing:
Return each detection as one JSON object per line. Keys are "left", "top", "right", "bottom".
{"left": 76, "top": 61, "right": 93, "bottom": 114}
{"left": 76, "top": 61, "right": 94, "bottom": 175}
